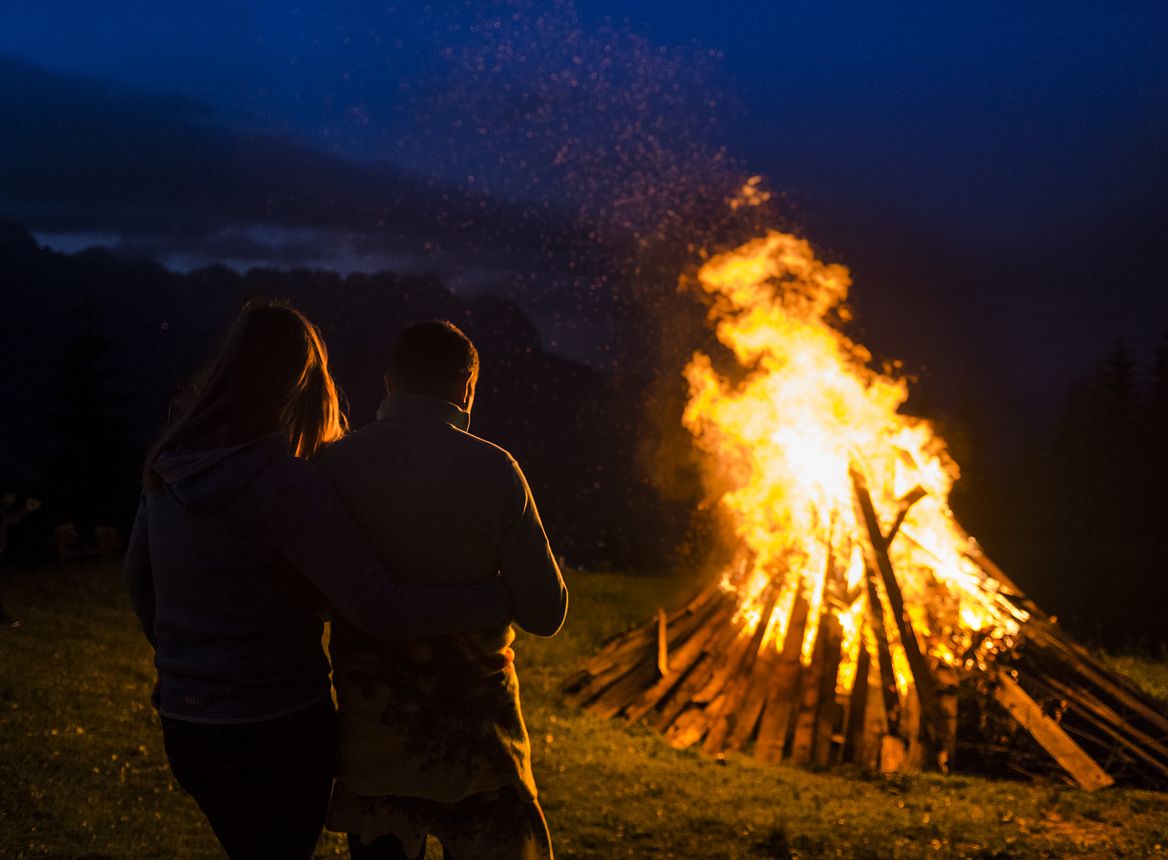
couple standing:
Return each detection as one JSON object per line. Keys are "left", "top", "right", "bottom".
{"left": 126, "top": 300, "right": 568, "bottom": 859}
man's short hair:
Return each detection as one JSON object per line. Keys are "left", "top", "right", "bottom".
{"left": 386, "top": 320, "right": 479, "bottom": 399}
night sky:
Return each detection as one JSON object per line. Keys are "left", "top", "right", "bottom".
{"left": 2, "top": 1, "right": 1165, "bottom": 424}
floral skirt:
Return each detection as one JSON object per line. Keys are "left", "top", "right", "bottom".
{"left": 329, "top": 781, "right": 553, "bottom": 860}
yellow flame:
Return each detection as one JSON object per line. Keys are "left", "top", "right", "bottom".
{"left": 683, "top": 231, "right": 1024, "bottom": 692}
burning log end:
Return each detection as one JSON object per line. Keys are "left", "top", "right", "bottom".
{"left": 656, "top": 607, "right": 670, "bottom": 677}
{"left": 886, "top": 485, "right": 928, "bottom": 545}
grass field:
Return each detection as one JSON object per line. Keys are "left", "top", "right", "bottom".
{"left": 1, "top": 562, "right": 1166, "bottom": 859}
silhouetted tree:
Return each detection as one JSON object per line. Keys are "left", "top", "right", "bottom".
{"left": 47, "top": 291, "right": 137, "bottom": 535}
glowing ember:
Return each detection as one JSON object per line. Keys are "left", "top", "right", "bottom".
{"left": 682, "top": 228, "right": 1028, "bottom": 695}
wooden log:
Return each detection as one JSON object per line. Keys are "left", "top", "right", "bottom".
{"left": 665, "top": 706, "right": 711, "bottom": 749}
{"left": 812, "top": 613, "right": 845, "bottom": 767}
{"left": 992, "top": 670, "right": 1114, "bottom": 791}
{"left": 656, "top": 608, "right": 669, "bottom": 677}
{"left": 852, "top": 467, "right": 947, "bottom": 765}
{"left": 859, "top": 648, "right": 890, "bottom": 770}
{"left": 841, "top": 639, "right": 871, "bottom": 763}
{"left": 956, "top": 529, "right": 1032, "bottom": 601}
{"left": 725, "top": 637, "right": 781, "bottom": 752}
{"left": 565, "top": 659, "right": 634, "bottom": 708}
{"left": 790, "top": 614, "right": 829, "bottom": 765}
{"left": 560, "top": 667, "right": 594, "bottom": 696}
{"left": 578, "top": 623, "right": 655, "bottom": 674}
{"left": 881, "top": 734, "right": 908, "bottom": 773}
{"left": 901, "top": 681, "right": 925, "bottom": 770}
{"left": 1025, "top": 620, "right": 1168, "bottom": 736}
{"left": 575, "top": 581, "right": 726, "bottom": 680}
{"left": 692, "top": 619, "right": 759, "bottom": 704}
{"left": 623, "top": 603, "right": 736, "bottom": 724}
{"left": 754, "top": 588, "right": 810, "bottom": 764}
{"left": 575, "top": 587, "right": 735, "bottom": 705}
{"left": 702, "top": 589, "right": 780, "bottom": 755}
{"left": 587, "top": 656, "right": 662, "bottom": 720}
{"left": 1039, "top": 674, "right": 1168, "bottom": 782}
{"left": 865, "top": 570, "right": 901, "bottom": 735}
{"left": 650, "top": 619, "right": 746, "bottom": 733}
{"left": 885, "top": 485, "right": 927, "bottom": 546}
{"left": 935, "top": 665, "right": 959, "bottom": 774}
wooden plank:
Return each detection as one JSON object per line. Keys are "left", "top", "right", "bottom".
{"left": 957, "top": 529, "right": 1032, "bottom": 600}
{"left": 841, "top": 640, "right": 871, "bottom": 763}
{"left": 880, "top": 734, "right": 908, "bottom": 773}
{"left": 623, "top": 604, "right": 735, "bottom": 724}
{"left": 754, "top": 589, "right": 810, "bottom": 764}
{"left": 811, "top": 614, "right": 845, "bottom": 767}
{"left": 790, "top": 614, "right": 828, "bottom": 765}
{"left": 852, "top": 468, "right": 947, "bottom": 765}
{"left": 865, "top": 571, "right": 901, "bottom": 735}
{"left": 650, "top": 619, "right": 745, "bottom": 733}
{"left": 1026, "top": 620, "right": 1168, "bottom": 736}
{"left": 656, "top": 608, "right": 669, "bottom": 677}
{"left": 725, "top": 639, "right": 781, "bottom": 752}
{"left": 992, "top": 670, "right": 1115, "bottom": 791}
{"left": 573, "top": 587, "right": 732, "bottom": 705}
{"left": 885, "top": 486, "right": 927, "bottom": 546}
{"left": 901, "top": 681, "right": 925, "bottom": 770}
{"left": 935, "top": 665, "right": 959, "bottom": 775}
{"left": 578, "top": 625, "right": 655, "bottom": 677}
{"left": 692, "top": 621, "right": 758, "bottom": 704}
{"left": 702, "top": 589, "right": 780, "bottom": 755}
{"left": 576, "top": 582, "right": 727, "bottom": 679}
{"left": 586, "top": 656, "right": 662, "bottom": 720}
{"left": 1040, "top": 675, "right": 1168, "bottom": 781}
{"left": 565, "top": 659, "right": 634, "bottom": 707}
{"left": 666, "top": 706, "right": 713, "bottom": 750}
{"left": 859, "top": 649, "right": 889, "bottom": 771}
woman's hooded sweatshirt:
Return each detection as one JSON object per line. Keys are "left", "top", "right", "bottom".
{"left": 125, "top": 434, "right": 510, "bottom": 724}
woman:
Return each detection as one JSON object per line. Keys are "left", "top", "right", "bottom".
{"left": 125, "top": 299, "right": 510, "bottom": 859}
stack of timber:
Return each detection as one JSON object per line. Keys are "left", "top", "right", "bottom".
{"left": 563, "top": 473, "right": 1168, "bottom": 791}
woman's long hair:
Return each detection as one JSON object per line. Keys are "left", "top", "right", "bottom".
{"left": 144, "top": 299, "right": 347, "bottom": 488}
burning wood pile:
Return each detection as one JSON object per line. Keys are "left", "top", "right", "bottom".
{"left": 564, "top": 231, "right": 1168, "bottom": 790}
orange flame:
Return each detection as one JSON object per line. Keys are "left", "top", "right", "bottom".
{"left": 683, "top": 227, "right": 1026, "bottom": 694}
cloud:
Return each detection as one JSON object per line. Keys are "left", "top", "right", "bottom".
{"left": 0, "top": 55, "right": 593, "bottom": 277}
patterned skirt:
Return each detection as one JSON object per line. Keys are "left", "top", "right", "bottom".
{"left": 329, "top": 781, "right": 553, "bottom": 860}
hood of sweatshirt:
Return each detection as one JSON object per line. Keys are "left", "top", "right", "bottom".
{"left": 151, "top": 434, "right": 287, "bottom": 517}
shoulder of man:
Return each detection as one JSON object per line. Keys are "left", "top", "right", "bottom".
{"left": 312, "top": 425, "right": 378, "bottom": 478}
{"left": 457, "top": 426, "right": 527, "bottom": 480}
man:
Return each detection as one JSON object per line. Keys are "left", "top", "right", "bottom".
{"left": 317, "top": 320, "right": 568, "bottom": 860}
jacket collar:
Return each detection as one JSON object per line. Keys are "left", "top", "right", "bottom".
{"left": 376, "top": 392, "right": 471, "bottom": 432}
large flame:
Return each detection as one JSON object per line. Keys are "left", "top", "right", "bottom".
{"left": 682, "top": 229, "right": 1026, "bottom": 694}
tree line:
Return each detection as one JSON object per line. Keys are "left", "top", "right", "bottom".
{"left": 2, "top": 219, "right": 1164, "bottom": 647}
{"left": 964, "top": 338, "right": 1168, "bottom": 649}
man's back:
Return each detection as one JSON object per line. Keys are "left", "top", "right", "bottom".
{"left": 315, "top": 392, "right": 567, "bottom": 803}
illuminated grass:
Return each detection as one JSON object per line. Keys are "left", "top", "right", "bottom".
{"left": 1, "top": 563, "right": 1166, "bottom": 858}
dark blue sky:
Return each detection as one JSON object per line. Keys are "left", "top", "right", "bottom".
{"left": 1, "top": 0, "right": 1166, "bottom": 417}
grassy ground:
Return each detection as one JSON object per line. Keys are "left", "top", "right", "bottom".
{"left": 0, "top": 563, "right": 1166, "bottom": 859}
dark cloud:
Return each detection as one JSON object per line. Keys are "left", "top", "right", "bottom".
{"left": 0, "top": 55, "right": 595, "bottom": 275}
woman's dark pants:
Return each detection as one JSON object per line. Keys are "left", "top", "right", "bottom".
{"left": 161, "top": 697, "right": 337, "bottom": 860}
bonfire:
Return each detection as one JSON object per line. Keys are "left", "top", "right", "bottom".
{"left": 564, "top": 228, "right": 1168, "bottom": 791}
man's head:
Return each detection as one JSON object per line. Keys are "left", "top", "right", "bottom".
{"left": 385, "top": 320, "right": 480, "bottom": 411}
